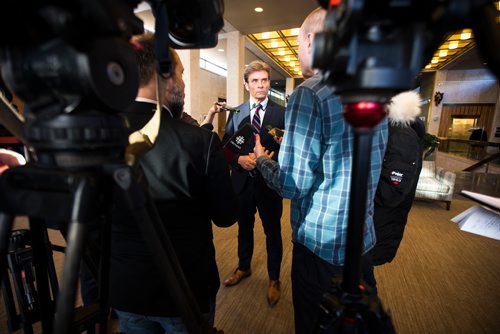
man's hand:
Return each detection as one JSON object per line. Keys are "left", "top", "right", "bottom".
{"left": 273, "top": 135, "right": 283, "bottom": 145}
{"left": 238, "top": 154, "right": 257, "bottom": 171}
{"left": 254, "top": 134, "right": 275, "bottom": 159}
{"left": 201, "top": 102, "right": 223, "bottom": 126}
{"left": 0, "top": 149, "right": 26, "bottom": 175}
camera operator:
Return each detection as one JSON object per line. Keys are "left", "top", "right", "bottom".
{"left": 366, "top": 91, "right": 425, "bottom": 290}
{"left": 253, "top": 7, "right": 388, "bottom": 333}
{"left": 109, "top": 33, "right": 239, "bottom": 333}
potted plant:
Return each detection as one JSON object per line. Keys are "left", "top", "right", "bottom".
{"left": 423, "top": 133, "right": 440, "bottom": 160}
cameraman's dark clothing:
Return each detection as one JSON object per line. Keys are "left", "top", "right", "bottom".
{"left": 371, "top": 118, "right": 424, "bottom": 265}
{"left": 110, "top": 101, "right": 238, "bottom": 316}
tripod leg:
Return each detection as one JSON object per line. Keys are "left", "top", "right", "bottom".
{"left": 53, "top": 179, "right": 91, "bottom": 334}
{"left": 343, "top": 128, "right": 373, "bottom": 294}
{"left": 0, "top": 212, "right": 15, "bottom": 289}
{"left": 29, "top": 218, "right": 56, "bottom": 333}
{"left": 53, "top": 219, "right": 88, "bottom": 334}
{"left": 97, "top": 213, "right": 111, "bottom": 334}
{"left": 2, "top": 259, "right": 20, "bottom": 332}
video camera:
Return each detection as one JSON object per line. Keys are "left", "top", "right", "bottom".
{"left": 0, "top": 0, "right": 223, "bottom": 168}
{"left": 313, "top": 0, "right": 499, "bottom": 105}
{"left": 310, "top": 1, "right": 499, "bottom": 332}
{"left": 0, "top": 1, "right": 225, "bottom": 334}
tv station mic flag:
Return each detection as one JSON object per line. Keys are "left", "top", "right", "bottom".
{"left": 223, "top": 123, "right": 254, "bottom": 162}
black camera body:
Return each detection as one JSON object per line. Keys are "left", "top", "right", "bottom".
{"left": 0, "top": 0, "right": 224, "bottom": 168}
{"left": 0, "top": 0, "right": 224, "bottom": 108}
{"left": 312, "top": 0, "right": 499, "bottom": 105}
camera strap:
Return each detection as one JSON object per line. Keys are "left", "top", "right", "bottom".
{"left": 151, "top": 0, "right": 173, "bottom": 77}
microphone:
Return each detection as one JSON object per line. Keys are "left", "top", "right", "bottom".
{"left": 223, "top": 123, "right": 254, "bottom": 162}
{"left": 265, "top": 125, "right": 284, "bottom": 138}
{"left": 216, "top": 102, "right": 240, "bottom": 113}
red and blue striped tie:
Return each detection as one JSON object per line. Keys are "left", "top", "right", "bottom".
{"left": 252, "top": 103, "right": 262, "bottom": 134}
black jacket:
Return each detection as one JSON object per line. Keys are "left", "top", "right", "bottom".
{"left": 371, "top": 118, "right": 424, "bottom": 265}
{"left": 110, "top": 101, "right": 238, "bottom": 316}
{"left": 222, "top": 99, "right": 285, "bottom": 194}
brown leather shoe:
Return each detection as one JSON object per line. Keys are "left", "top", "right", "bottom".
{"left": 223, "top": 268, "right": 251, "bottom": 287}
{"left": 267, "top": 280, "right": 281, "bottom": 306}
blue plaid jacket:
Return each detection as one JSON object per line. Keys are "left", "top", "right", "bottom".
{"left": 256, "top": 75, "right": 388, "bottom": 265}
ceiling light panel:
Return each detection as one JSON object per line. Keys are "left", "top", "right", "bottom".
{"left": 249, "top": 28, "right": 301, "bottom": 77}
{"left": 423, "top": 29, "right": 475, "bottom": 71}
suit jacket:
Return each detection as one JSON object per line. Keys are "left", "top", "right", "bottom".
{"left": 223, "top": 99, "right": 285, "bottom": 194}
{"left": 110, "top": 101, "right": 239, "bottom": 316}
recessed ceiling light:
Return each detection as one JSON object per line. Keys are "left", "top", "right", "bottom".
{"left": 291, "top": 28, "right": 300, "bottom": 36}
{"left": 448, "top": 41, "right": 459, "bottom": 49}
{"left": 255, "top": 7, "right": 263, "bottom": 13}
{"left": 217, "top": 48, "right": 224, "bottom": 52}
{"left": 262, "top": 32, "right": 270, "bottom": 39}
{"left": 460, "top": 31, "right": 471, "bottom": 40}
{"left": 439, "top": 50, "right": 448, "bottom": 57}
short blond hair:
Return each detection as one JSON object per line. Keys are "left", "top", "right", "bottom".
{"left": 244, "top": 60, "right": 271, "bottom": 83}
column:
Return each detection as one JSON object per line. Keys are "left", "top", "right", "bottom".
{"left": 178, "top": 49, "right": 202, "bottom": 122}
{"left": 226, "top": 31, "right": 245, "bottom": 112}
{"left": 427, "top": 70, "right": 447, "bottom": 136}
{"left": 285, "top": 77, "right": 295, "bottom": 106}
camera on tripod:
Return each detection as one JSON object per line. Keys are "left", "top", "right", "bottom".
{"left": 308, "top": 1, "right": 500, "bottom": 333}
{"left": 0, "top": 1, "right": 225, "bottom": 333}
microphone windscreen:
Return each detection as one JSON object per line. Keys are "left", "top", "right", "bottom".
{"left": 223, "top": 123, "right": 254, "bottom": 161}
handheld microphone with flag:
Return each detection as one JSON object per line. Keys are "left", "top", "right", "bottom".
{"left": 265, "top": 125, "right": 284, "bottom": 138}
{"left": 223, "top": 123, "right": 254, "bottom": 162}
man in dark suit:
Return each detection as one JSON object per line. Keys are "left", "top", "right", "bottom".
{"left": 110, "top": 33, "right": 239, "bottom": 333}
{"left": 222, "top": 60, "right": 285, "bottom": 306}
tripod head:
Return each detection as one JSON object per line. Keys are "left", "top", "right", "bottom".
{"left": 0, "top": 0, "right": 224, "bottom": 168}
{"left": 312, "top": 0, "right": 499, "bottom": 106}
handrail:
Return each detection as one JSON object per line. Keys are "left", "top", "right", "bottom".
{"left": 463, "top": 152, "right": 500, "bottom": 172}
{"left": 439, "top": 138, "right": 500, "bottom": 148}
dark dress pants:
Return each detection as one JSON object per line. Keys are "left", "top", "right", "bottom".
{"left": 237, "top": 174, "right": 283, "bottom": 280}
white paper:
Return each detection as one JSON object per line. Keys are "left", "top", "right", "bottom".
{"left": 461, "top": 190, "right": 500, "bottom": 210}
{"left": 451, "top": 205, "right": 500, "bottom": 240}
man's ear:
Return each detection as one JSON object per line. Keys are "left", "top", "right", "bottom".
{"left": 306, "top": 32, "right": 314, "bottom": 52}
{"left": 244, "top": 82, "right": 249, "bottom": 92}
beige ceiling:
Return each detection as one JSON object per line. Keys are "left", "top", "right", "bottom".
{"left": 133, "top": 0, "right": 319, "bottom": 80}
{"left": 222, "top": 0, "right": 318, "bottom": 35}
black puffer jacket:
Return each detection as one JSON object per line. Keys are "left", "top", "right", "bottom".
{"left": 371, "top": 112, "right": 424, "bottom": 266}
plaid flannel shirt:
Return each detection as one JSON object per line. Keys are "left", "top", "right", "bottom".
{"left": 257, "top": 76, "right": 388, "bottom": 265}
